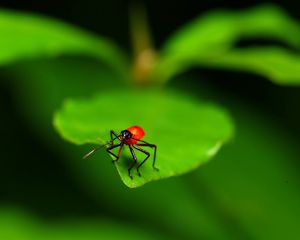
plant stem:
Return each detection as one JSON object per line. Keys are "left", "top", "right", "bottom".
{"left": 129, "top": 1, "right": 157, "bottom": 86}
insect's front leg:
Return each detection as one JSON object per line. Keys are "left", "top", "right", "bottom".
{"left": 128, "top": 146, "right": 138, "bottom": 179}
{"left": 132, "top": 145, "right": 150, "bottom": 177}
{"left": 106, "top": 143, "right": 123, "bottom": 163}
{"left": 110, "top": 130, "right": 120, "bottom": 145}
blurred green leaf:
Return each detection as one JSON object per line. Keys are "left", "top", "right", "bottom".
{"left": 198, "top": 47, "right": 300, "bottom": 85}
{"left": 0, "top": 208, "right": 167, "bottom": 240}
{"left": 155, "top": 4, "right": 300, "bottom": 85}
{"left": 0, "top": 9, "right": 128, "bottom": 77}
{"left": 54, "top": 90, "right": 233, "bottom": 188}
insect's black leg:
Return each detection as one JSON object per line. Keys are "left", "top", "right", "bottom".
{"left": 136, "top": 142, "right": 158, "bottom": 171}
{"left": 110, "top": 130, "right": 120, "bottom": 144}
{"left": 113, "top": 142, "right": 125, "bottom": 164}
{"left": 116, "top": 142, "right": 125, "bottom": 162}
{"left": 106, "top": 143, "right": 122, "bottom": 162}
{"left": 132, "top": 145, "right": 150, "bottom": 177}
{"left": 128, "top": 145, "right": 137, "bottom": 179}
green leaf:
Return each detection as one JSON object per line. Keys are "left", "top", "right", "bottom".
{"left": 54, "top": 89, "right": 234, "bottom": 188}
{"left": 155, "top": 4, "right": 300, "bottom": 84}
{"left": 0, "top": 9, "right": 128, "bottom": 76}
{"left": 199, "top": 47, "right": 300, "bottom": 85}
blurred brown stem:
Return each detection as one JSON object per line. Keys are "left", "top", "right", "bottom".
{"left": 129, "top": 1, "right": 157, "bottom": 86}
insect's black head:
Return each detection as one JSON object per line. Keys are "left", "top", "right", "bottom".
{"left": 120, "top": 130, "right": 132, "bottom": 140}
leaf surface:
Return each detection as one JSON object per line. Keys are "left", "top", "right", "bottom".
{"left": 54, "top": 90, "right": 234, "bottom": 187}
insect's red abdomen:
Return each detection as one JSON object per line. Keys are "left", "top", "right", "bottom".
{"left": 125, "top": 125, "right": 145, "bottom": 145}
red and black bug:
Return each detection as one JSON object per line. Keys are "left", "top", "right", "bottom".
{"left": 83, "top": 126, "right": 158, "bottom": 179}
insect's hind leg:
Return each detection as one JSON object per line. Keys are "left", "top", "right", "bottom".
{"left": 136, "top": 143, "right": 159, "bottom": 171}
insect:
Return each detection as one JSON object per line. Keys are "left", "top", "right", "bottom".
{"left": 83, "top": 126, "right": 158, "bottom": 179}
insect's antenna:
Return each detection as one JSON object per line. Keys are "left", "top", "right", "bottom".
{"left": 82, "top": 139, "right": 114, "bottom": 160}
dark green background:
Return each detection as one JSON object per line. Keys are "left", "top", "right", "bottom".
{"left": 0, "top": 1, "right": 299, "bottom": 239}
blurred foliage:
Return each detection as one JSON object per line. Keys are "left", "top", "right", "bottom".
{"left": 156, "top": 4, "right": 300, "bottom": 84}
{"left": 0, "top": 9, "right": 128, "bottom": 77}
{"left": 0, "top": 2, "right": 300, "bottom": 240}
{"left": 0, "top": 207, "right": 167, "bottom": 240}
